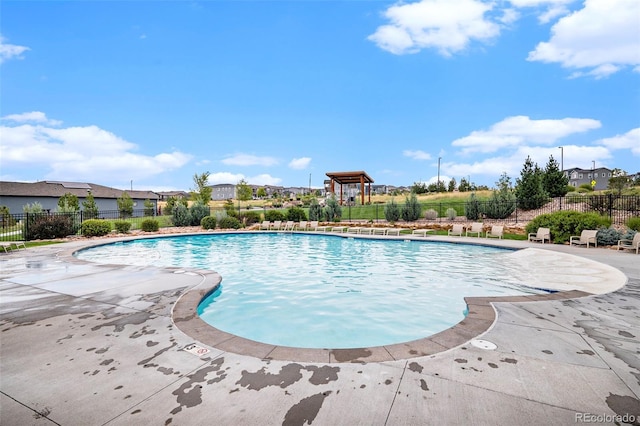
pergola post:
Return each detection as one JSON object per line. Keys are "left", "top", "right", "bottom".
{"left": 325, "top": 171, "right": 374, "bottom": 207}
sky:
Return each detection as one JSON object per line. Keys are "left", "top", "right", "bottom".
{"left": 1, "top": 0, "right": 639, "bottom": 192}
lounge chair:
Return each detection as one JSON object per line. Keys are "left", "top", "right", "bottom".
{"left": 283, "top": 221, "right": 295, "bottom": 231}
{"left": 372, "top": 228, "right": 388, "bottom": 235}
{"left": 296, "top": 221, "right": 308, "bottom": 231}
{"left": 617, "top": 232, "right": 640, "bottom": 254}
{"left": 466, "top": 222, "right": 483, "bottom": 237}
{"left": 528, "top": 227, "right": 550, "bottom": 244}
{"left": 485, "top": 225, "right": 504, "bottom": 239}
{"left": 448, "top": 224, "right": 464, "bottom": 237}
{"left": 0, "top": 241, "right": 26, "bottom": 253}
{"left": 412, "top": 229, "right": 435, "bottom": 237}
{"left": 260, "top": 221, "right": 271, "bottom": 230}
{"left": 386, "top": 228, "right": 402, "bottom": 236}
{"left": 332, "top": 226, "right": 348, "bottom": 233}
{"left": 360, "top": 228, "right": 374, "bottom": 235}
{"left": 570, "top": 230, "right": 598, "bottom": 248}
{"left": 271, "top": 220, "right": 282, "bottom": 230}
{"left": 347, "top": 227, "right": 363, "bottom": 234}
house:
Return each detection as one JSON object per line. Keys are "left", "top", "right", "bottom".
{"left": 156, "top": 190, "right": 190, "bottom": 201}
{"left": 0, "top": 181, "right": 159, "bottom": 214}
{"left": 564, "top": 167, "right": 612, "bottom": 191}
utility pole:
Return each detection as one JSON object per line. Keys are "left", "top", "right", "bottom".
{"left": 437, "top": 157, "right": 441, "bottom": 192}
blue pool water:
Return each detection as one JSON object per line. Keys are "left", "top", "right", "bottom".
{"left": 76, "top": 233, "right": 543, "bottom": 348}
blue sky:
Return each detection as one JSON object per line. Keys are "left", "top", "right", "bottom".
{"left": 1, "top": 0, "right": 638, "bottom": 192}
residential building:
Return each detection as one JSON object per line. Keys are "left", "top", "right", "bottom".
{"left": 564, "top": 167, "right": 612, "bottom": 191}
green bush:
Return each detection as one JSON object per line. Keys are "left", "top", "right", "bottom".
{"left": 525, "top": 211, "right": 611, "bottom": 244}
{"left": 264, "top": 210, "right": 286, "bottom": 222}
{"left": 384, "top": 199, "right": 401, "bottom": 223}
{"left": 627, "top": 217, "right": 640, "bottom": 232}
{"left": 285, "top": 206, "right": 307, "bottom": 222}
{"left": 218, "top": 216, "right": 242, "bottom": 229}
{"left": 401, "top": 193, "right": 422, "bottom": 222}
{"left": 596, "top": 227, "right": 621, "bottom": 246}
{"left": 308, "top": 199, "right": 324, "bottom": 221}
{"left": 325, "top": 197, "right": 342, "bottom": 222}
{"left": 484, "top": 191, "right": 516, "bottom": 219}
{"left": 446, "top": 208, "right": 457, "bottom": 220}
{"left": 172, "top": 204, "right": 191, "bottom": 227}
{"left": 141, "top": 219, "right": 159, "bottom": 232}
{"left": 81, "top": 219, "right": 112, "bottom": 237}
{"left": 425, "top": 209, "right": 438, "bottom": 220}
{"left": 189, "top": 203, "right": 210, "bottom": 226}
{"left": 201, "top": 216, "right": 217, "bottom": 230}
{"left": 239, "top": 211, "right": 261, "bottom": 226}
{"left": 114, "top": 220, "right": 132, "bottom": 233}
{"left": 465, "top": 193, "right": 481, "bottom": 220}
{"left": 28, "top": 214, "right": 75, "bottom": 240}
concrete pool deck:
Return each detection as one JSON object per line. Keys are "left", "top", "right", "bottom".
{"left": 1, "top": 233, "right": 639, "bottom": 425}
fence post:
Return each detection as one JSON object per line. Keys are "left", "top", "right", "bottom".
{"left": 24, "top": 212, "right": 29, "bottom": 241}
{"left": 608, "top": 193, "right": 613, "bottom": 221}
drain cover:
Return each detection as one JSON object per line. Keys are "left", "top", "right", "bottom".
{"left": 470, "top": 339, "right": 497, "bottom": 350}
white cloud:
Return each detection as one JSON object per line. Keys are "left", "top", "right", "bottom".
{"left": 597, "top": 128, "right": 640, "bottom": 156}
{"left": 248, "top": 174, "right": 282, "bottom": 186}
{"left": 527, "top": 0, "right": 640, "bottom": 77}
{"left": 452, "top": 115, "right": 601, "bottom": 154}
{"left": 0, "top": 116, "right": 192, "bottom": 182}
{"left": 368, "top": 0, "right": 501, "bottom": 56}
{"left": 288, "top": 157, "right": 311, "bottom": 170}
{"left": 508, "top": 0, "right": 573, "bottom": 23}
{"left": 403, "top": 149, "right": 432, "bottom": 160}
{"left": 208, "top": 172, "right": 246, "bottom": 184}
{"left": 221, "top": 153, "right": 279, "bottom": 167}
{"left": 0, "top": 35, "right": 29, "bottom": 64}
{"left": 2, "top": 111, "right": 62, "bottom": 126}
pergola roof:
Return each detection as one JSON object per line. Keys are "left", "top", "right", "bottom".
{"left": 325, "top": 171, "right": 374, "bottom": 185}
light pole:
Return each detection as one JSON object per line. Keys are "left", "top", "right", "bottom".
{"left": 437, "top": 157, "right": 441, "bottom": 192}
{"left": 558, "top": 146, "right": 563, "bottom": 172}
{"left": 308, "top": 173, "right": 311, "bottom": 195}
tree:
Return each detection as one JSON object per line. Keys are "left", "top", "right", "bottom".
{"left": 308, "top": 198, "right": 324, "bottom": 221}
{"left": 256, "top": 187, "right": 267, "bottom": 199}
{"left": 192, "top": 172, "right": 212, "bottom": 205}
{"left": 165, "top": 196, "right": 188, "bottom": 216}
{"left": 82, "top": 192, "right": 99, "bottom": 219}
{"left": 401, "top": 193, "right": 422, "bottom": 221}
{"left": 608, "top": 168, "right": 631, "bottom": 196}
{"left": 485, "top": 173, "right": 516, "bottom": 219}
{"left": 384, "top": 198, "right": 401, "bottom": 223}
{"left": 465, "top": 193, "right": 481, "bottom": 220}
{"left": 411, "top": 182, "right": 427, "bottom": 194}
{"left": 57, "top": 192, "right": 80, "bottom": 212}
{"left": 117, "top": 192, "right": 134, "bottom": 218}
{"left": 325, "top": 195, "right": 342, "bottom": 222}
{"left": 236, "top": 179, "right": 253, "bottom": 208}
{"left": 447, "top": 177, "right": 457, "bottom": 192}
{"left": 143, "top": 199, "right": 155, "bottom": 216}
{"left": 542, "top": 155, "right": 569, "bottom": 197}
{"left": 458, "top": 177, "right": 470, "bottom": 192}
{"left": 515, "top": 156, "right": 548, "bottom": 210}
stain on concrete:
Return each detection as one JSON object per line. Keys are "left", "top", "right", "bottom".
{"left": 619, "top": 330, "right": 635, "bottom": 338}
{"left": 576, "top": 350, "right": 595, "bottom": 356}
{"left": 147, "top": 340, "right": 160, "bottom": 347}
{"left": 385, "top": 379, "right": 393, "bottom": 385}
{"left": 131, "top": 409, "right": 141, "bottom": 414}
{"left": 137, "top": 342, "right": 178, "bottom": 367}
{"left": 454, "top": 359, "right": 467, "bottom": 364}
{"left": 95, "top": 348, "right": 109, "bottom": 354}
{"left": 91, "top": 311, "right": 155, "bottom": 333}
{"left": 330, "top": 348, "right": 372, "bottom": 363}
{"left": 170, "top": 357, "right": 226, "bottom": 415}
{"left": 306, "top": 365, "right": 340, "bottom": 385}
{"left": 56, "top": 334, "right": 73, "bottom": 343}
{"left": 408, "top": 362, "right": 423, "bottom": 373}
{"left": 542, "top": 350, "right": 553, "bottom": 354}
{"left": 488, "top": 363, "right": 498, "bottom": 368}
{"left": 237, "top": 364, "right": 340, "bottom": 391}
{"left": 605, "top": 393, "right": 640, "bottom": 422}
{"left": 500, "top": 358, "right": 518, "bottom": 364}
{"left": 419, "top": 379, "right": 429, "bottom": 391}
{"left": 130, "top": 325, "right": 156, "bottom": 339}
{"left": 282, "top": 391, "right": 332, "bottom": 426}
{"left": 33, "top": 406, "right": 52, "bottom": 419}
{"left": 100, "top": 359, "right": 114, "bottom": 365}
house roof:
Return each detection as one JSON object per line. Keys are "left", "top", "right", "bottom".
{"left": 0, "top": 181, "right": 158, "bottom": 200}
{"left": 325, "top": 171, "right": 374, "bottom": 185}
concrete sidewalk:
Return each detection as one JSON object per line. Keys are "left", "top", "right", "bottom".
{"left": 1, "top": 236, "right": 639, "bottom": 425}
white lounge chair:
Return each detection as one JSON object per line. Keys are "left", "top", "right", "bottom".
{"left": 0, "top": 241, "right": 26, "bottom": 253}
{"left": 617, "top": 233, "right": 640, "bottom": 254}
{"left": 271, "top": 220, "right": 282, "bottom": 230}
{"left": 283, "top": 221, "right": 295, "bottom": 231}
{"left": 570, "top": 230, "right": 598, "bottom": 248}
{"left": 259, "top": 221, "right": 271, "bottom": 230}
{"left": 466, "top": 222, "right": 483, "bottom": 237}
{"left": 296, "top": 221, "right": 308, "bottom": 231}
{"left": 448, "top": 224, "right": 464, "bottom": 237}
{"left": 528, "top": 227, "right": 551, "bottom": 244}
{"left": 412, "top": 229, "right": 435, "bottom": 237}
{"left": 332, "top": 226, "right": 348, "bottom": 233}
{"left": 372, "top": 228, "right": 388, "bottom": 235}
{"left": 485, "top": 225, "right": 504, "bottom": 239}
{"left": 347, "top": 227, "right": 363, "bottom": 234}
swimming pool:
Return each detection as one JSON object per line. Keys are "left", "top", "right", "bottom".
{"left": 76, "top": 233, "right": 545, "bottom": 349}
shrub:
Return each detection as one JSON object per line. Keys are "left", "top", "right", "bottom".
{"left": 141, "top": 219, "right": 159, "bottom": 232}
{"left": 214, "top": 210, "right": 228, "bottom": 223}
{"left": 325, "top": 196, "right": 341, "bottom": 222}
{"left": 596, "top": 227, "right": 621, "bottom": 246}
{"left": 218, "top": 216, "right": 242, "bottom": 229}
{"left": 286, "top": 206, "right": 307, "bottom": 222}
{"left": 308, "top": 199, "right": 324, "bottom": 221}
{"left": 0, "top": 206, "right": 16, "bottom": 226}
{"left": 200, "top": 216, "right": 217, "bottom": 230}
{"left": 424, "top": 209, "right": 438, "bottom": 220}
{"left": 114, "top": 220, "right": 132, "bottom": 233}
{"left": 465, "top": 193, "right": 481, "bottom": 221}
{"left": 27, "top": 214, "right": 75, "bottom": 240}
{"left": 81, "top": 219, "right": 112, "bottom": 237}
{"left": 172, "top": 204, "right": 191, "bottom": 227}
{"left": 384, "top": 199, "right": 401, "bottom": 223}
{"left": 446, "top": 208, "right": 457, "bottom": 220}
{"left": 239, "top": 211, "right": 261, "bottom": 226}
{"left": 484, "top": 190, "right": 516, "bottom": 219}
{"left": 189, "top": 203, "right": 210, "bottom": 226}
{"left": 627, "top": 217, "right": 640, "bottom": 232}
{"left": 525, "top": 211, "right": 611, "bottom": 244}
{"left": 264, "top": 210, "right": 286, "bottom": 222}
{"left": 401, "top": 193, "right": 422, "bottom": 222}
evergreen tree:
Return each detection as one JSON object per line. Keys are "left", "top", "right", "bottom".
{"left": 117, "top": 192, "right": 134, "bottom": 218}
{"left": 465, "top": 193, "right": 481, "bottom": 220}
{"left": 401, "top": 193, "right": 422, "bottom": 221}
{"left": 58, "top": 192, "right": 79, "bottom": 212}
{"left": 542, "top": 155, "right": 569, "bottom": 197}
{"left": 447, "top": 177, "right": 457, "bottom": 192}
{"left": 192, "top": 172, "right": 212, "bottom": 205}
{"left": 384, "top": 198, "right": 401, "bottom": 223}
{"left": 515, "top": 156, "right": 548, "bottom": 210}
{"left": 608, "top": 168, "right": 631, "bottom": 196}
{"left": 308, "top": 198, "right": 324, "bottom": 221}
{"left": 485, "top": 173, "right": 516, "bottom": 219}
{"left": 325, "top": 195, "right": 341, "bottom": 222}
{"left": 82, "top": 192, "right": 99, "bottom": 219}
{"left": 143, "top": 199, "right": 155, "bottom": 216}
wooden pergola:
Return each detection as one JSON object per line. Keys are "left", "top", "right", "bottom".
{"left": 325, "top": 171, "right": 374, "bottom": 205}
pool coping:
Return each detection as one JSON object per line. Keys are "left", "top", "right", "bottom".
{"left": 67, "top": 231, "right": 604, "bottom": 364}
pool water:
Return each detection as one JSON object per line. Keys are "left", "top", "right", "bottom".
{"left": 76, "top": 233, "right": 544, "bottom": 348}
